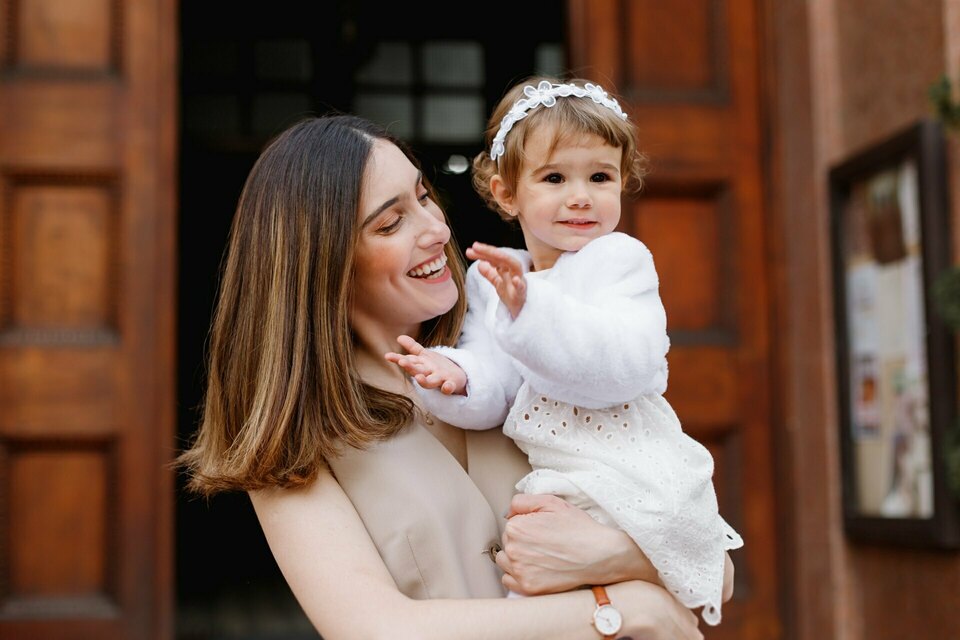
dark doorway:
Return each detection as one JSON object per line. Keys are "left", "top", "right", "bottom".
{"left": 176, "top": 3, "right": 567, "bottom": 637}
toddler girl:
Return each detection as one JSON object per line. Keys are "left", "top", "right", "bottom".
{"left": 386, "top": 77, "right": 743, "bottom": 625}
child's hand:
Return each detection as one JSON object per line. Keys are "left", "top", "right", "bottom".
{"left": 466, "top": 242, "right": 527, "bottom": 319}
{"left": 384, "top": 335, "right": 468, "bottom": 395}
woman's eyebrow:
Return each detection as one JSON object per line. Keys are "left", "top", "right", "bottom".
{"left": 362, "top": 170, "right": 422, "bottom": 227}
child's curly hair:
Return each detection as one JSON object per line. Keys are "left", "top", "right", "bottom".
{"left": 472, "top": 76, "right": 647, "bottom": 221}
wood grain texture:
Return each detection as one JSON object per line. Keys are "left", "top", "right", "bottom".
{"left": 0, "top": 0, "right": 176, "bottom": 638}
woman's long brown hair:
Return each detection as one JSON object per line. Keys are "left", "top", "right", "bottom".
{"left": 178, "top": 115, "right": 467, "bottom": 496}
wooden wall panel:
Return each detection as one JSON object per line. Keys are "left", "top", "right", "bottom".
{"left": 625, "top": 0, "right": 719, "bottom": 94}
{"left": 6, "top": 445, "right": 115, "bottom": 601}
{"left": 630, "top": 192, "right": 726, "bottom": 331}
{"left": 0, "top": 0, "right": 176, "bottom": 638}
{"left": 0, "top": 85, "right": 120, "bottom": 168}
{"left": 0, "top": 350, "right": 117, "bottom": 432}
{"left": 8, "top": 181, "right": 118, "bottom": 330}
{"left": 13, "top": 0, "right": 117, "bottom": 72}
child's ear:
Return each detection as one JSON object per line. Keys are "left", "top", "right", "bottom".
{"left": 490, "top": 174, "right": 517, "bottom": 218}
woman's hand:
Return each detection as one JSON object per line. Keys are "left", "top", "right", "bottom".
{"left": 494, "top": 493, "right": 661, "bottom": 595}
{"left": 722, "top": 552, "right": 735, "bottom": 602}
{"left": 385, "top": 335, "right": 467, "bottom": 395}
{"left": 611, "top": 580, "right": 704, "bottom": 640}
{"left": 466, "top": 242, "right": 527, "bottom": 319}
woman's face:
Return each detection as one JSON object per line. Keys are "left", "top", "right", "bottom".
{"left": 351, "top": 140, "right": 458, "bottom": 338}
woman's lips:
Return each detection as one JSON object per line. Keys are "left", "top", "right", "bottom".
{"left": 407, "top": 253, "right": 448, "bottom": 278}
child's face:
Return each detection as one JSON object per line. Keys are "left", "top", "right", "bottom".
{"left": 506, "top": 130, "right": 623, "bottom": 270}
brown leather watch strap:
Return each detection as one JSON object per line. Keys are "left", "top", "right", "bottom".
{"left": 591, "top": 585, "right": 618, "bottom": 639}
{"left": 591, "top": 585, "right": 611, "bottom": 607}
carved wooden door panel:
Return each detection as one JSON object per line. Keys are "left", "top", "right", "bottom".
{"left": 0, "top": 1, "right": 176, "bottom": 638}
{"left": 568, "top": 1, "right": 781, "bottom": 637}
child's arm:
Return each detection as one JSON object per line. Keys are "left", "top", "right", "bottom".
{"left": 485, "top": 233, "right": 670, "bottom": 408}
{"left": 386, "top": 261, "right": 523, "bottom": 429}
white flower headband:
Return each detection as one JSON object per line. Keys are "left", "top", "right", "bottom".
{"left": 489, "top": 80, "right": 629, "bottom": 162}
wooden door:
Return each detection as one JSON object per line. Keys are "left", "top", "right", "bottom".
{"left": 0, "top": 1, "right": 176, "bottom": 638}
{"left": 568, "top": 1, "right": 780, "bottom": 637}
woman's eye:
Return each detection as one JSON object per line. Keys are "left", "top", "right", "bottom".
{"left": 417, "top": 191, "right": 430, "bottom": 203}
{"left": 378, "top": 216, "right": 403, "bottom": 233}
{"left": 544, "top": 173, "right": 564, "bottom": 184}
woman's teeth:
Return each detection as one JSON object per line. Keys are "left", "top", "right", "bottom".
{"left": 408, "top": 255, "right": 447, "bottom": 278}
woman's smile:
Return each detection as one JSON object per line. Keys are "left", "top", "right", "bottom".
{"left": 407, "top": 253, "right": 450, "bottom": 281}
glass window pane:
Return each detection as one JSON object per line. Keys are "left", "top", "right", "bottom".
{"left": 421, "top": 94, "right": 483, "bottom": 143}
{"left": 255, "top": 40, "right": 312, "bottom": 82}
{"left": 535, "top": 43, "right": 566, "bottom": 78}
{"left": 184, "top": 95, "right": 241, "bottom": 136}
{"left": 354, "top": 93, "right": 415, "bottom": 140}
{"left": 191, "top": 41, "right": 239, "bottom": 78}
{"left": 251, "top": 93, "right": 311, "bottom": 136}
{"left": 422, "top": 41, "right": 484, "bottom": 87}
{"left": 355, "top": 42, "right": 412, "bottom": 86}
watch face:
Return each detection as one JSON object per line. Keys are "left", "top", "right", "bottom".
{"left": 594, "top": 604, "right": 623, "bottom": 635}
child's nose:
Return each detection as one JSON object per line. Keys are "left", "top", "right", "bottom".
{"left": 566, "top": 186, "right": 592, "bottom": 208}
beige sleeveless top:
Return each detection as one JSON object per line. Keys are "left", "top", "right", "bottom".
{"left": 328, "top": 419, "right": 531, "bottom": 599}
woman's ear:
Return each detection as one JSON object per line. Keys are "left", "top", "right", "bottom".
{"left": 490, "top": 174, "right": 517, "bottom": 218}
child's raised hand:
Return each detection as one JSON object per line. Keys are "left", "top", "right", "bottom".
{"left": 384, "top": 335, "right": 468, "bottom": 396}
{"left": 466, "top": 242, "right": 527, "bottom": 319}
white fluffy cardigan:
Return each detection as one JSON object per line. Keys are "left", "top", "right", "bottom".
{"left": 416, "top": 232, "right": 671, "bottom": 429}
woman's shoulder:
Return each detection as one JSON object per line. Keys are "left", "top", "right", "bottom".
{"left": 248, "top": 464, "right": 340, "bottom": 515}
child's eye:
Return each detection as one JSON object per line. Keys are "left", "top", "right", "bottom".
{"left": 544, "top": 173, "right": 564, "bottom": 184}
{"left": 591, "top": 172, "right": 612, "bottom": 182}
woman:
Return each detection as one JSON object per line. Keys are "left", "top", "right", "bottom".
{"left": 179, "top": 114, "right": 714, "bottom": 639}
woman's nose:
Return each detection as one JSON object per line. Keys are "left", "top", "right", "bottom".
{"left": 418, "top": 208, "right": 451, "bottom": 246}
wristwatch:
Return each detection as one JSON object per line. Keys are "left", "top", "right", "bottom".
{"left": 590, "top": 585, "right": 623, "bottom": 638}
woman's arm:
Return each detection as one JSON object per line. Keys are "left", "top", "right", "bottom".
{"left": 498, "top": 494, "right": 736, "bottom": 603}
{"left": 250, "top": 467, "right": 703, "bottom": 640}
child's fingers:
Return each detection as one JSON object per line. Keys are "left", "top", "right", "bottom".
{"left": 387, "top": 354, "right": 432, "bottom": 378}
{"left": 392, "top": 358, "right": 421, "bottom": 377}
{"left": 476, "top": 261, "right": 503, "bottom": 288}
{"left": 415, "top": 373, "right": 446, "bottom": 390}
{"left": 471, "top": 242, "right": 521, "bottom": 269}
{"left": 396, "top": 334, "right": 425, "bottom": 355}
{"left": 468, "top": 241, "right": 505, "bottom": 260}
{"left": 482, "top": 253, "right": 522, "bottom": 277}
{"left": 440, "top": 380, "right": 456, "bottom": 395}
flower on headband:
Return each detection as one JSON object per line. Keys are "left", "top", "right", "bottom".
{"left": 489, "top": 81, "right": 629, "bottom": 162}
